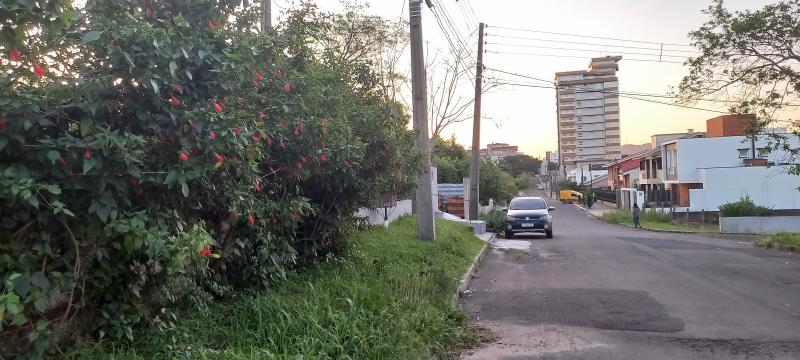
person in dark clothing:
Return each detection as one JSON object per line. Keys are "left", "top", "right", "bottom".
{"left": 632, "top": 203, "right": 641, "bottom": 228}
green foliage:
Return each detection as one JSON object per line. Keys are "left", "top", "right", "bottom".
{"left": 67, "top": 217, "right": 484, "bottom": 359}
{"left": 601, "top": 209, "right": 672, "bottom": 225}
{"left": 432, "top": 136, "right": 468, "bottom": 184}
{"left": 678, "top": 0, "right": 800, "bottom": 175}
{"left": 480, "top": 210, "right": 506, "bottom": 234}
{"left": 756, "top": 232, "right": 800, "bottom": 253}
{"left": 560, "top": 181, "right": 579, "bottom": 191}
{"left": 719, "top": 196, "right": 773, "bottom": 217}
{"left": 499, "top": 154, "right": 542, "bottom": 177}
{"left": 479, "top": 159, "right": 517, "bottom": 205}
{"left": 582, "top": 190, "right": 595, "bottom": 208}
{"left": 0, "top": 1, "right": 419, "bottom": 357}
{"left": 514, "top": 173, "right": 531, "bottom": 190}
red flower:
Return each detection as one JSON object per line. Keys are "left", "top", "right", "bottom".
{"left": 84, "top": 149, "right": 91, "bottom": 159}
{"left": 172, "top": 84, "right": 181, "bottom": 92}
{"left": 57, "top": 157, "right": 67, "bottom": 166}
{"left": 279, "top": 120, "right": 286, "bottom": 128}
{"left": 199, "top": 246, "right": 212, "bottom": 257}
{"left": 279, "top": 142, "right": 286, "bottom": 150}
{"left": 146, "top": 8, "right": 153, "bottom": 17}
{"left": 322, "top": 128, "right": 328, "bottom": 136}
{"left": 293, "top": 127, "right": 300, "bottom": 136}
{"left": 300, "top": 155, "right": 307, "bottom": 164}
{"left": 255, "top": 183, "right": 262, "bottom": 192}
{"left": 128, "top": 177, "right": 140, "bottom": 186}
{"left": 266, "top": 138, "right": 273, "bottom": 146}
{"left": 168, "top": 96, "right": 181, "bottom": 106}
{"left": 33, "top": 64, "right": 45, "bottom": 78}
{"left": 208, "top": 21, "right": 216, "bottom": 31}
{"left": 344, "top": 160, "right": 351, "bottom": 169}
{"left": 296, "top": 162, "right": 302, "bottom": 169}
{"left": 213, "top": 103, "right": 223, "bottom": 113}
{"left": 248, "top": 214, "right": 255, "bottom": 225}
{"left": 283, "top": 82, "right": 292, "bottom": 93}
{"left": 319, "top": 153, "right": 328, "bottom": 162}
{"left": 232, "top": 128, "right": 241, "bottom": 137}
{"left": 258, "top": 111, "right": 265, "bottom": 120}
{"left": 0, "top": 118, "right": 6, "bottom": 130}
{"left": 251, "top": 134, "right": 262, "bottom": 142}
{"left": 214, "top": 153, "right": 224, "bottom": 162}
{"left": 8, "top": 48, "right": 21, "bottom": 62}
{"left": 256, "top": 71, "right": 264, "bottom": 81}
{"left": 319, "top": 119, "right": 326, "bottom": 126}
{"left": 209, "top": 130, "right": 216, "bottom": 140}
{"left": 179, "top": 152, "right": 190, "bottom": 161}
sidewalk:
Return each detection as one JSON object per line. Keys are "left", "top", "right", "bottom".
{"left": 576, "top": 200, "right": 616, "bottom": 218}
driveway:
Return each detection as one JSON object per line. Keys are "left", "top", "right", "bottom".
{"left": 461, "top": 199, "right": 800, "bottom": 359}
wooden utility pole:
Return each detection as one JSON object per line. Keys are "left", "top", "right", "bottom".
{"left": 468, "top": 23, "right": 485, "bottom": 221}
{"left": 261, "top": 0, "right": 272, "bottom": 31}
{"left": 409, "top": 0, "right": 435, "bottom": 240}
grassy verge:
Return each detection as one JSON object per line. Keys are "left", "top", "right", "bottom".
{"left": 600, "top": 209, "right": 718, "bottom": 232}
{"left": 756, "top": 232, "right": 800, "bottom": 253}
{"left": 68, "top": 216, "right": 485, "bottom": 359}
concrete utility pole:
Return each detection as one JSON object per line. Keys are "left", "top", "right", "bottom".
{"left": 261, "top": 0, "right": 272, "bottom": 31}
{"left": 468, "top": 23, "right": 485, "bottom": 221}
{"left": 409, "top": 0, "right": 435, "bottom": 240}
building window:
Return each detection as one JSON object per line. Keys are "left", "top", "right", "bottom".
{"left": 757, "top": 147, "right": 769, "bottom": 158}
{"left": 737, "top": 148, "right": 750, "bottom": 158}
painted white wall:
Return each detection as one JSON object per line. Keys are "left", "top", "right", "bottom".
{"left": 688, "top": 166, "right": 800, "bottom": 211}
{"left": 720, "top": 216, "right": 800, "bottom": 234}
{"left": 674, "top": 135, "right": 797, "bottom": 183}
{"left": 357, "top": 199, "right": 413, "bottom": 226}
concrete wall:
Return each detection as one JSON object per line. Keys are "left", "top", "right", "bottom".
{"left": 675, "top": 135, "right": 796, "bottom": 183}
{"left": 720, "top": 216, "right": 800, "bottom": 234}
{"left": 688, "top": 165, "right": 800, "bottom": 211}
{"left": 357, "top": 199, "right": 413, "bottom": 226}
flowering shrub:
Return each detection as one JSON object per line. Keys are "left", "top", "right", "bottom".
{"left": 0, "top": 1, "right": 418, "bottom": 357}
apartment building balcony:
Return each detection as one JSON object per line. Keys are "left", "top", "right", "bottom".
{"left": 639, "top": 169, "right": 663, "bottom": 185}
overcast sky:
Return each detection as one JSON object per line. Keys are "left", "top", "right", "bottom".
{"left": 272, "top": 0, "right": 783, "bottom": 158}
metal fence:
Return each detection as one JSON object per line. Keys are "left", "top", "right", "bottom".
{"left": 594, "top": 189, "right": 617, "bottom": 204}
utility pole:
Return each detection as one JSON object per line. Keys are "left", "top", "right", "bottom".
{"left": 468, "top": 22, "right": 485, "bottom": 221}
{"left": 261, "top": 0, "right": 272, "bottom": 31}
{"left": 409, "top": 0, "right": 435, "bottom": 240}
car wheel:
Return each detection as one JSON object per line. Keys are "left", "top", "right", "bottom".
{"left": 504, "top": 231, "right": 513, "bottom": 239}
{"left": 545, "top": 230, "right": 553, "bottom": 239}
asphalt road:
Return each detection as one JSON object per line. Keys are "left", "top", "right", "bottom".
{"left": 461, "top": 196, "right": 800, "bottom": 360}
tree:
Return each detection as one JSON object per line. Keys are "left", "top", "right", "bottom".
{"left": 499, "top": 154, "right": 542, "bottom": 176}
{"left": 547, "top": 161, "right": 560, "bottom": 172}
{"left": 677, "top": 0, "right": 800, "bottom": 174}
{"left": 431, "top": 136, "right": 468, "bottom": 183}
{"left": 479, "top": 159, "right": 517, "bottom": 205}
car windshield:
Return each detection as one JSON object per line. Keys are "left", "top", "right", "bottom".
{"left": 509, "top": 198, "right": 547, "bottom": 210}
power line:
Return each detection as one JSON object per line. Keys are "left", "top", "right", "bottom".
{"left": 460, "top": 0, "right": 479, "bottom": 25}
{"left": 429, "top": 5, "right": 475, "bottom": 79}
{"left": 484, "top": 69, "right": 732, "bottom": 114}
{"left": 486, "top": 42, "right": 689, "bottom": 59}
{"left": 488, "top": 25, "right": 694, "bottom": 47}
{"left": 486, "top": 50, "right": 685, "bottom": 64}
{"left": 485, "top": 34, "right": 699, "bottom": 54}
{"left": 432, "top": 0, "right": 477, "bottom": 61}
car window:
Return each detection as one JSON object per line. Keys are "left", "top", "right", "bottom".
{"left": 509, "top": 198, "right": 547, "bottom": 210}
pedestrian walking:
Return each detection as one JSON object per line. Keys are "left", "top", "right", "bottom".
{"left": 632, "top": 203, "right": 641, "bottom": 228}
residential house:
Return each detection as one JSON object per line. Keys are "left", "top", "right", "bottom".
{"left": 656, "top": 115, "right": 799, "bottom": 210}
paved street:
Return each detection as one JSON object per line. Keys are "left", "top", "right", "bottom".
{"left": 462, "top": 199, "right": 800, "bottom": 360}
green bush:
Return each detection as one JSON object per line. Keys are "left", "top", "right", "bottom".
{"left": 560, "top": 180, "right": 579, "bottom": 191}
{"left": 67, "top": 217, "right": 484, "bottom": 359}
{"left": 0, "top": 1, "right": 419, "bottom": 357}
{"left": 718, "top": 196, "right": 773, "bottom": 217}
{"left": 515, "top": 174, "right": 531, "bottom": 190}
{"left": 601, "top": 209, "right": 672, "bottom": 224}
{"left": 480, "top": 209, "right": 506, "bottom": 234}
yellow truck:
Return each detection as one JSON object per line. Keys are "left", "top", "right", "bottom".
{"left": 559, "top": 190, "right": 583, "bottom": 204}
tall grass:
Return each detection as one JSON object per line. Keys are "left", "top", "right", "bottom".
{"left": 756, "top": 232, "right": 800, "bottom": 253}
{"left": 480, "top": 209, "right": 506, "bottom": 234}
{"left": 601, "top": 209, "right": 672, "bottom": 224}
{"left": 68, "top": 217, "right": 485, "bottom": 359}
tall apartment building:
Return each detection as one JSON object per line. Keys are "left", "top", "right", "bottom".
{"left": 555, "top": 56, "right": 622, "bottom": 168}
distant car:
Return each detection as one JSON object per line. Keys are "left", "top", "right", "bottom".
{"left": 504, "top": 196, "right": 555, "bottom": 239}
{"left": 536, "top": 183, "right": 545, "bottom": 190}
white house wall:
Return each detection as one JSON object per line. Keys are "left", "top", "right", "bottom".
{"left": 688, "top": 166, "right": 800, "bottom": 211}
{"left": 675, "top": 135, "right": 797, "bottom": 184}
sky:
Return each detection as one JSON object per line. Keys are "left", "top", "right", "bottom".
{"left": 270, "top": 0, "right": 782, "bottom": 159}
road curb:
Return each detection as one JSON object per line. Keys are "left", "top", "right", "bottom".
{"left": 452, "top": 233, "right": 494, "bottom": 309}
